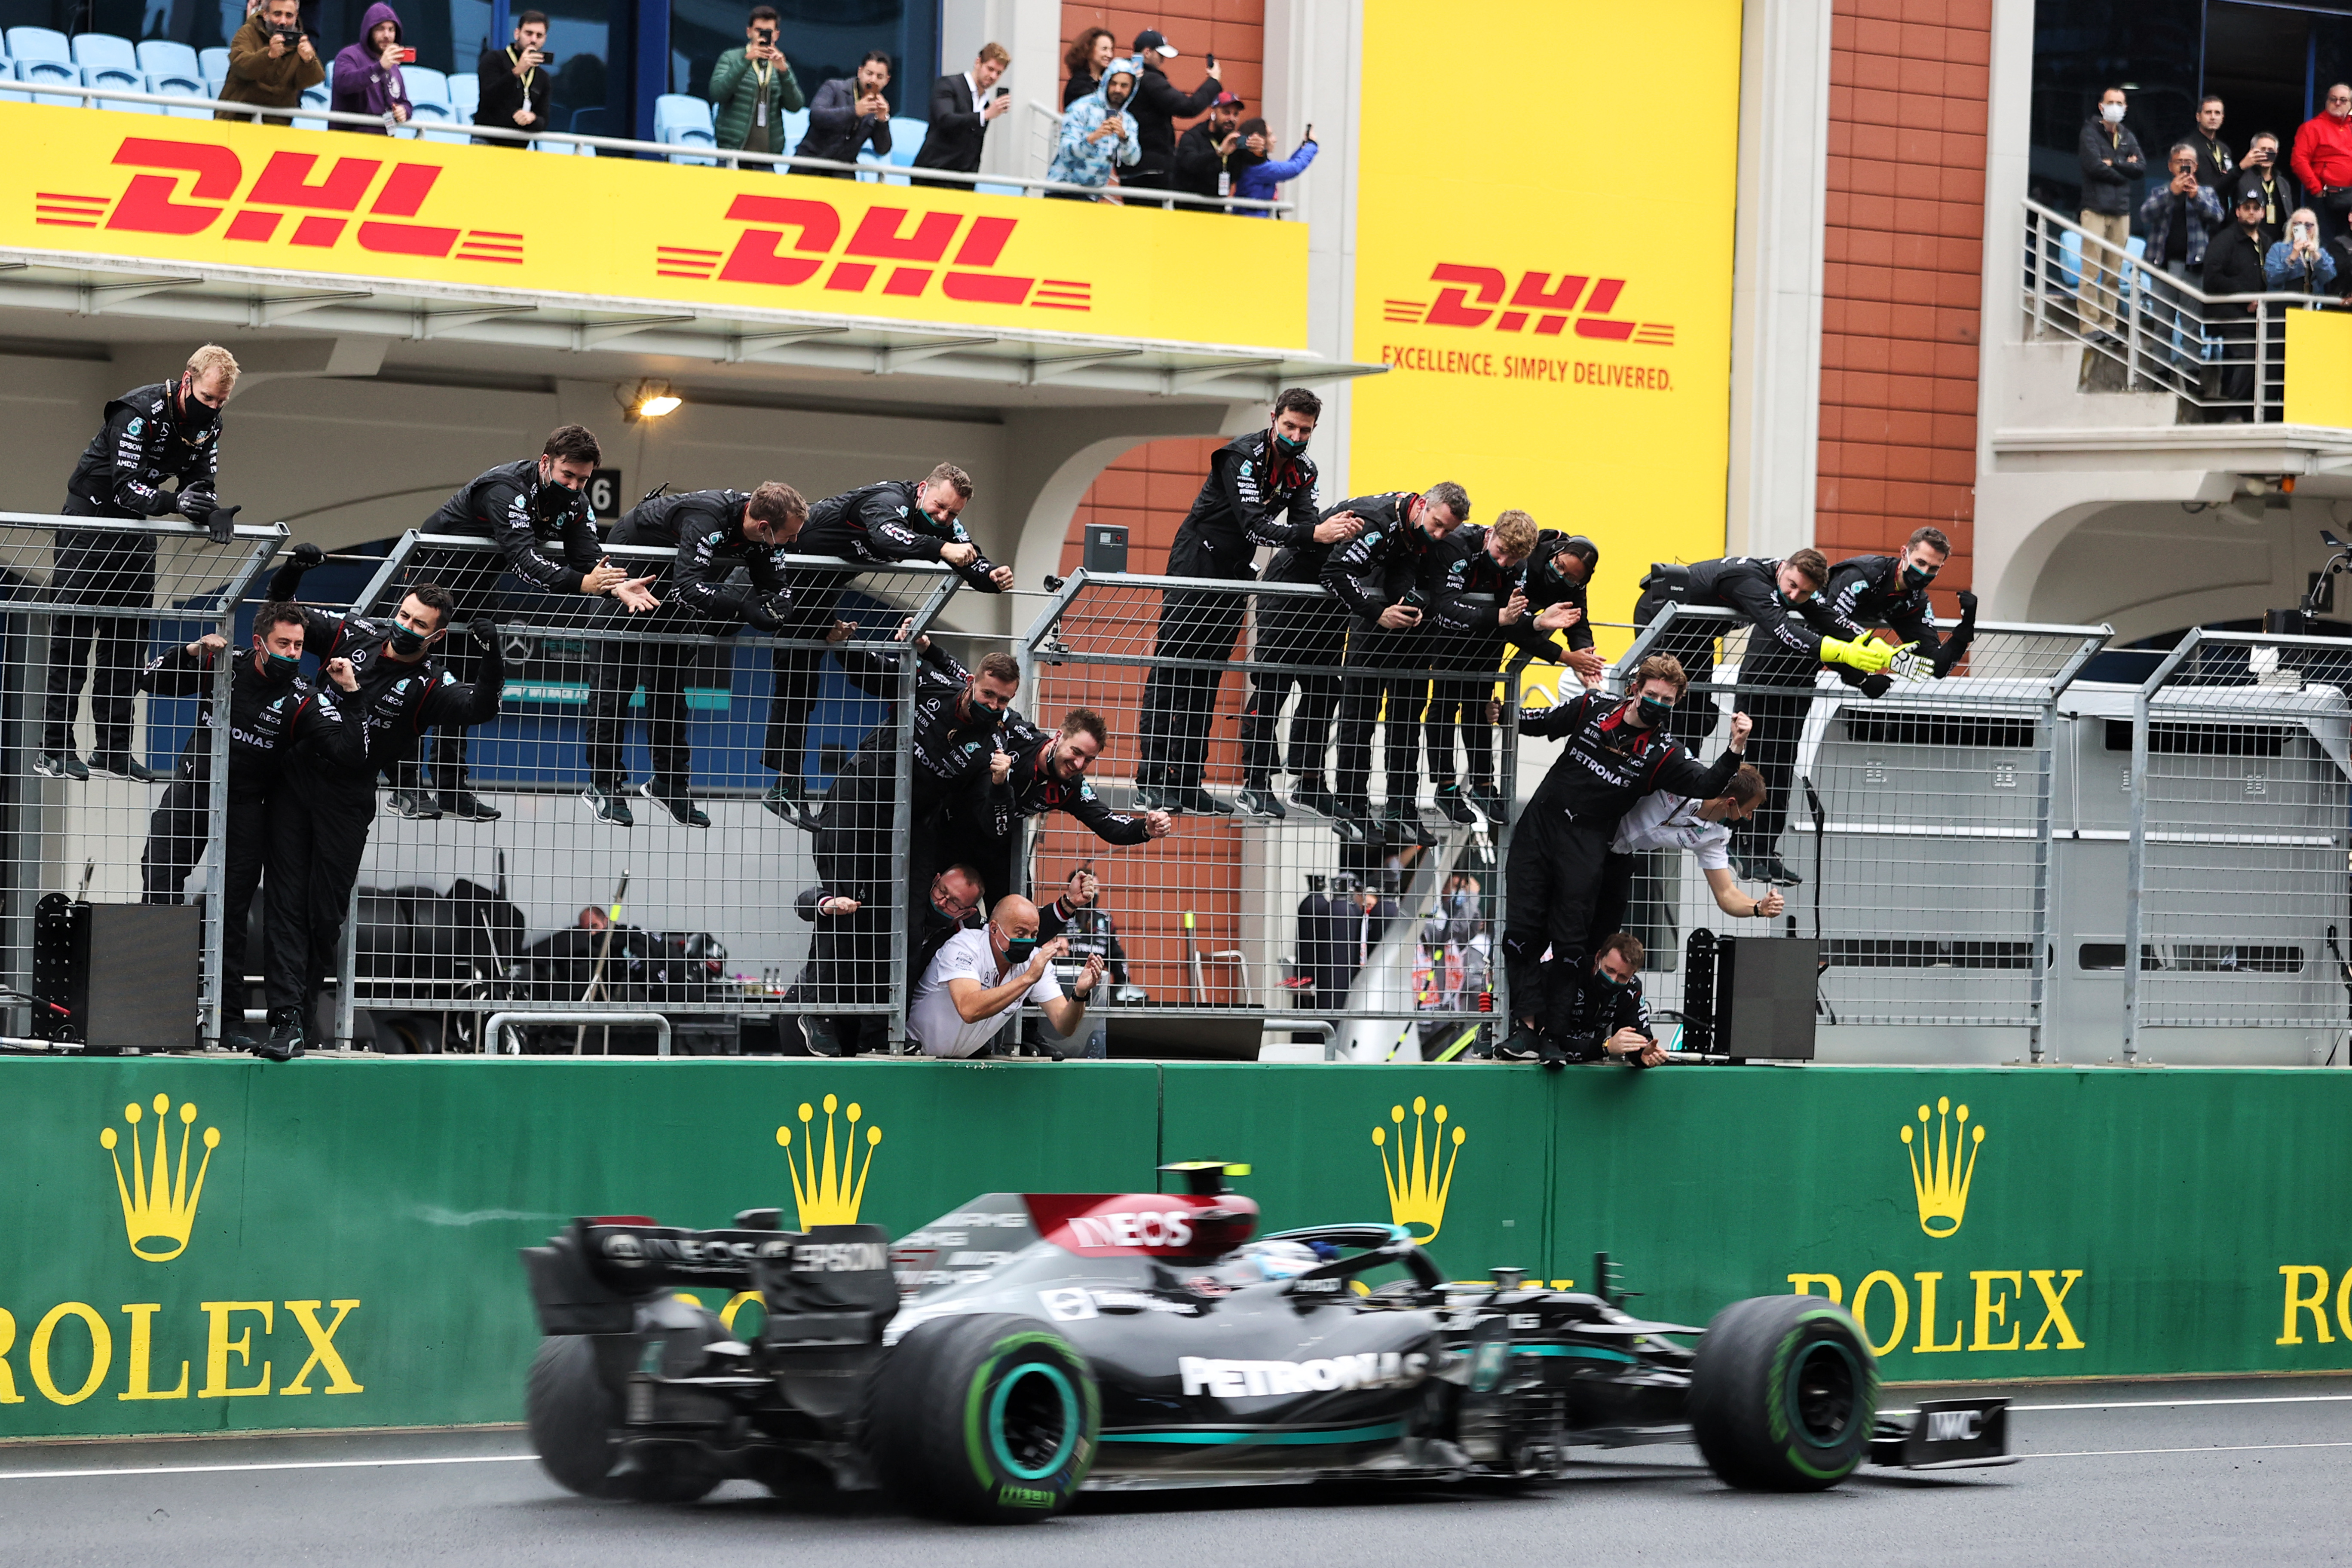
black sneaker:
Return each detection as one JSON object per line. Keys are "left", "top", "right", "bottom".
{"left": 1464, "top": 779, "right": 1508, "bottom": 820}
{"left": 1234, "top": 780, "right": 1287, "bottom": 819}
{"left": 582, "top": 783, "right": 634, "bottom": 827}
{"left": 1132, "top": 784, "right": 1168, "bottom": 812}
{"left": 89, "top": 753, "right": 166, "bottom": 782}
{"left": 256, "top": 1008, "right": 303, "bottom": 1063}
{"left": 1496, "top": 1024, "right": 1543, "bottom": 1063}
{"left": 1289, "top": 781, "right": 1338, "bottom": 818}
{"left": 1433, "top": 783, "right": 1477, "bottom": 825}
{"left": 761, "top": 778, "right": 804, "bottom": 821}
{"left": 1382, "top": 802, "right": 1438, "bottom": 848}
{"left": 33, "top": 751, "right": 89, "bottom": 781}
{"left": 1755, "top": 854, "right": 1804, "bottom": 887}
{"left": 638, "top": 781, "right": 710, "bottom": 828}
{"left": 220, "top": 1028, "right": 257, "bottom": 1053}
{"left": 1331, "top": 796, "right": 1372, "bottom": 844}
{"left": 386, "top": 788, "right": 442, "bottom": 821}
{"left": 1176, "top": 785, "right": 1234, "bottom": 816}
{"left": 799, "top": 1017, "right": 844, "bottom": 1058}
{"left": 439, "top": 790, "right": 502, "bottom": 822}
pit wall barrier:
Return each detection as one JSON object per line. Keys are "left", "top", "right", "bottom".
{"left": 4, "top": 1058, "right": 2349, "bottom": 1440}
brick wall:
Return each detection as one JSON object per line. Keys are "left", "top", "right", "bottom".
{"left": 1818, "top": 0, "right": 1989, "bottom": 603}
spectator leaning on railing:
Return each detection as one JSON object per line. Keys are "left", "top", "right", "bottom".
{"left": 2294, "top": 84, "right": 2352, "bottom": 246}
{"left": 797, "top": 49, "right": 892, "bottom": 176}
{"left": 1229, "top": 118, "right": 1316, "bottom": 215}
{"left": 1046, "top": 58, "right": 1139, "bottom": 199}
{"left": 710, "top": 7, "right": 803, "bottom": 156}
{"left": 2076, "top": 86, "right": 2145, "bottom": 342}
{"left": 913, "top": 41, "right": 1011, "bottom": 183}
{"left": 329, "top": 3, "right": 410, "bottom": 134}
{"left": 217, "top": 0, "right": 322, "bottom": 122}
{"left": 475, "top": 10, "right": 552, "bottom": 146}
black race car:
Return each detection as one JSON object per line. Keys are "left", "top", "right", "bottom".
{"left": 519, "top": 1162, "right": 2008, "bottom": 1522}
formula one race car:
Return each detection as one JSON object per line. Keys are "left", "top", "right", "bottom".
{"left": 518, "top": 1163, "right": 2009, "bottom": 1522}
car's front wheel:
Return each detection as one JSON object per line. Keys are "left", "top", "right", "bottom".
{"left": 1689, "top": 1295, "right": 1876, "bottom": 1491}
{"left": 866, "top": 1313, "right": 1099, "bottom": 1522}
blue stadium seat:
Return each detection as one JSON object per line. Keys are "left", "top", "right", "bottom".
{"left": 655, "top": 92, "right": 716, "bottom": 165}
{"left": 973, "top": 182, "right": 1027, "bottom": 198}
{"left": 148, "top": 70, "right": 208, "bottom": 116}
{"left": 300, "top": 82, "right": 327, "bottom": 108}
{"left": 101, "top": 93, "right": 163, "bottom": 114}
{"left": 70, "top": 32, "right": 137, "bottom": 73}
{"left": 137, "top": 39, "right": 200, "bottom": 77}
{"left": 773, "top": 107, "right": 809, "bottom": 165}
{"left": 877, "top": 115, "right": 925, "bottom": 183}
{"left": 448, "top": 72, "right": 478, "bottom": 116}
{"left": 198, "top": 45, "right": 227, "bottom": 82}
{"left": 533, "top": 136, "right": 595, "bottom": 156}
{"left": 402, "top": 64, "right": 448, "bottom": 110}
{"left": 7, "top": 27, "right": 72, "bottom": 67}
{"left": 82, "top": 62, "right": 142, "bottom": 92}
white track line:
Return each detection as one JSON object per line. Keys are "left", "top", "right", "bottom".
{"left": 2015, "top": 1393, "right": 2352, "bottom": 1412}
{"left": 2029, "top": 1440, "right": 2352, "bottom": 1459}
{"left": 0, "top": 1454, "right": 533, "bottom": 1481}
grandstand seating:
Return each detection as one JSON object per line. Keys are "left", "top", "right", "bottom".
{"left": 10, "top": 28, "right": 77, "bottom": 86}
{"left": 149, "top": 71, "right": 209, "bottom": 117}
{"left": 449, "top": 72, "right": 478, "bottom": 117}
{"left": 198, "top": 45, "right": 227, "bottom": 90}
{"left": 654, "top": 91, "right": 715, "bottom": 165}
{"left": 71, "top": 31, "right": 139, "bottom": 90}
{"left": 403, "top": 64, "right": 450, "bottom": 111}
{"left": 136, "top": 38, "right": 199, "bottom": 77}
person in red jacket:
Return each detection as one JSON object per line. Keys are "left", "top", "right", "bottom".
{"left": 2291, "top": 83, "right": 2352, "bottom": 245}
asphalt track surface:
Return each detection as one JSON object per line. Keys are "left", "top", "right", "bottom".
{"left": 5, "top": 1376, "right": 2348, "bottom": 1567}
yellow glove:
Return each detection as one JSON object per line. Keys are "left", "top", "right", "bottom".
{"left": 1819, "top": 633, "right": 1895, "bottom": 674}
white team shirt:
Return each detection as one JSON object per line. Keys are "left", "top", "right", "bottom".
{"left": 910, "top": 928, "right": 1063, "bottom": 1058}
{"left": 1610, "top": 792, "right": 1732, "bottom": 873}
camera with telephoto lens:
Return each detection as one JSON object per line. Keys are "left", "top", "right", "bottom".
{"left": 274, "top": 26, "right": 303, "bottom": 45}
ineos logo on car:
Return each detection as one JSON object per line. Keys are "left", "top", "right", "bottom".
{"left": 1065, "top": 1210, "right": 1194, "bottom": 1250}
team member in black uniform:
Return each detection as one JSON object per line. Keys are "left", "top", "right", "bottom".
{"left": 410, "top": 425, "right": 654, "bottom": 822}
{"left": 582, "top": 481, "right": 808, "bottom": 829}
{"left": 1547, "top": 933, "right": 1668, "bottom": 1067}
{"left": 1501, "top": 655, "right": 1749, "bottom": 1064}
{"left": 259, "top": 577, "right": 505, "bottom": 1060}
{"left": 1234, "top": 490, "right": 1372, "bottom": 819}
{"left": 1514, "top": 530, "right": 1609, "bottom": 686}
{"left": 1421, "top": 507, "right": 1556, "bottom": 824}
{"left": 1135, "top": 389, "right": 1326, "bottom": 815}
{"left": 1632, "top": 549, "right": 1898, "bottom": 886}
{"left": 1823, "top": 526, "right": 1978, "bottom": 690}
{"left": 137, "top": 593, "right": 361, "bottom": 1050}
{"left": 1037, "top": 865, "right": 1134, "bottom": 992}
{"left": 962, "top": 707, "right": 1173, "bottom": 897}
{"left": 763, "top": 464, "right": 1008, "bottom": 817}
{"left": 46, "top": 345, "right": 243, "bottom": 782}
{"left": 1322, "top": 483, "right": 1471, "bottom": 846}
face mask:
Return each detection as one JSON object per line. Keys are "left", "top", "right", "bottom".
{"left": 2101, "top": 103, "right": 2125, "bottom": 124}
{"left": 178, "top": 383, "right": 221, "bottom": 430}
{"left": 259, "top": 649, "right": 300, "bottom": 684}
{"left": 1596, "top": 969, "right": 1633, "bottom": 992}
{"left": 965, "top": 692, "right": 1002, "bottom": 729}
{"left": 1636, "top": 695, "right": 1674, "bottom": 728}
{"left": 1272, "top": 428, "right": 1307, "bottom": 454}
{"left": 1902, "top": 559, "right": 1939, "bottom": 589}
{"left": 999, "top": 930, "right": 1038, "bottom": 966}
{"left": 533, "top": 478, "right": 577, "bottom": 523}
{"left": 387, "top": 621, "right": 428, "bottom": 656}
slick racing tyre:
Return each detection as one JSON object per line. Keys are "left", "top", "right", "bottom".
{"left": 1689, "top": 1295, "right": 1876, "bottom": 1491}
{"left": 526, "top": 1318, "right": 724, "bottom": 1504}
{"left": 866, "top": 1313, "right": 1099, "bottom": 1523}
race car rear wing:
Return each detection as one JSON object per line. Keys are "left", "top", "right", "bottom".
{"left": 520, "top": 1214, "right": 898, "bottom": 1341}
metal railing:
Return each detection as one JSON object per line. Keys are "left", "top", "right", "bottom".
{"left": 2123, "top": 629, "right": 2352, "bottom": 1061}
{"left": 2021, "top": 199, "right": 2340, "bottom": 421}
{"left": 5, "top": 80, "right": 1291, "bottom": 213}
{"left": 1612, "top": 603, "right": 2109, "bottom": 1054}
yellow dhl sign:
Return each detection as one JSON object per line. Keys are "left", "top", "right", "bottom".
{"left": 0, "top": 101, "right": 1307, "bottom": 347}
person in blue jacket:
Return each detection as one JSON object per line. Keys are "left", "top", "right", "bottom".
{"left": 1231, "top": 117, "right": 1316, "bottom": 214}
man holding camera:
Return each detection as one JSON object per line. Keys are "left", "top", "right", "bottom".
{"left": 582, "top": 482, "right": 807, "bottom": 829}
{"left": 913, "top": 42, "right": 1012, "bottom": 183}
{"left": 1122, "top": 28, "right": 1221, "bottom": 196}
{"left": 217, "top": 0, "right": 322, "bottom": 122}
{"left": 406, "top": 426, "right": 654, "bottom": 821}
{"left": 475, "top": 10, "right": 553, "bottom": 145}
{"left": 1174, "top": 92, "right": 1248, "bottom": 202}
{"left": 797, "top": 49, "right": 893, "bottom": 174}
{"left": 45, "top": 346, "right": 244, "bottom": 783}
{"left": 710, "top": 7, "right": 802, "bottom": 155}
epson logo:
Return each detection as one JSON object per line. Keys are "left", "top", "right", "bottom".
{"left": 1066, "top": 1210, "right": 1194, "bottom": 1250}
{"left": 791, "top": 1241, "right": 890, "bottom": 1272}
{"left": 1179, "top": 1352, "right": 1430, "bottom": 1398}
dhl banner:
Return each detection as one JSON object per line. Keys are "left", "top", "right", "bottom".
{"left": 0, "top": 101, "right": 1309, "bottom": 348}
{"left": 1351, "top": 0, "right": 1744, "bottom": 677}
{"left": 1, "top": 1059, "right": 2349, "bottom": 1438}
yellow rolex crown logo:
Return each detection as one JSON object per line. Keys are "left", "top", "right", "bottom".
{"left": 100, "top": 1093, "right": 220, "bottom": 1262}
{"left": 777, "top": 1093, "right": 882, "bottom": 1229}
{"left": 1372, "top": 1097, "right": 1466, "bottom": 1243}
{"left": 1901, "top": 1096, "right": 1984, "bottom": 1238}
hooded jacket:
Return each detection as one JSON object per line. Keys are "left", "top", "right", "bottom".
{"left": 217, "top": 11, "right": 324, "bottom": 117}
{"left": 329, "top": 3, "right": 410, "bottom": 131}
{"left": 1232, "top": 137, "right": 1316, "bottom": 214}
{"left": 1048, "top": 59, "right": 1142, "bottom": 189}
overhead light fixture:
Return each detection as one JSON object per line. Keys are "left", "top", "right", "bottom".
{"left": 621, "top": 379, "right": 682, "bottom": 422}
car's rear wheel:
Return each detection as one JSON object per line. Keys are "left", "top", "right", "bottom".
{"left": 525, "top": 1319, "right": 725, "bottom": 1504}
{"left": 1689, "top": 1295, "right": 1875, "bottom": 1491}
{"left": 866, "top": 1313, "right": 1099, "bottom": 1523}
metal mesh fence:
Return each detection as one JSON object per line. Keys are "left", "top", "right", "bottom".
{"left": 0, "top": 511, "right": 284, "bottom": 1049}
{"left": 1017, "top": 571, "right": 1514, "bottom": 1054}
{"left": 2124, "top": 630, "right": 2352, "bottom": 1054}
{"left": 1612, "top": 605, "right": 2105, "bottom": 1039}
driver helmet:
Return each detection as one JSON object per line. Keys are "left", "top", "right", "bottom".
{"left": 1220, "top": 1239, "right": 1322, "bottom": 1284}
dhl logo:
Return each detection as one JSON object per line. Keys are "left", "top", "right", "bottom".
{"left": 1385, "top": 264, "right": 1672, "bottom": 346}
{"left": 37, "top": 136, "right": 522, "bottom": 262}
{"left": 655, "top": 196, "right": 1090, "bottom": 312}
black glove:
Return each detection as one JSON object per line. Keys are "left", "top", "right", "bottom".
{"left": 1955, "top": 589, "right": 1978, "bottom": 617}
{"left": 204, "top": 503, "right": 240, "bottom": 545}
{"left": 174, "top": 487, "right": 213, "bottom": 519}
{"left": 742, "top": 595, "right": 784, "bottom": 634}
{"left": 1856, "top": 672, "right": 1894, "bottom": 699}
{"left": 470, "top": 614, "right": 500, "bottom": 649}
{"left": 291, "top": 542, "right": 325, "bottom": 569}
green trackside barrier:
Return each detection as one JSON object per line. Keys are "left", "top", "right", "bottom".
{"left": 2, "top": 1058, "right": 2349, "bottom": 1442}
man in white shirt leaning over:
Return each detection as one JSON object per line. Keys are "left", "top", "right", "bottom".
{"left": 1584, "top": 764, "right": 1785, "bottom": 957}
{"left": 910, "top": 894, "right": 1102, "bottom": 1058}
